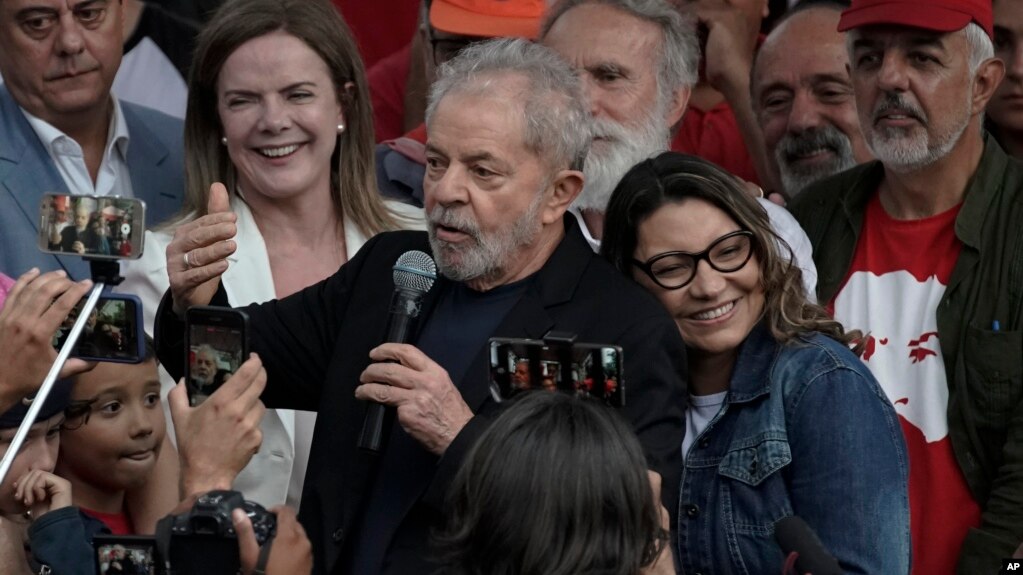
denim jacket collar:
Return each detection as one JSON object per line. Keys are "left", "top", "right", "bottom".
{"left": 727, "top": 322, "right": 779, "bottom": 403}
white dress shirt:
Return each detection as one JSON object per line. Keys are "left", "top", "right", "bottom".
{"left": 22, "top": 97, "right": 134, "bottom": 199}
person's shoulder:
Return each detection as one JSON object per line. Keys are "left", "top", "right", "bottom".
{"left": 1002, "top": 154, "right": 1023, "bottom": 200}
{"left": 774, "top": 332, "right": 875, "bottom": 387}
{"left": 788, "top": 162, "right": 876, "bottom": 218}
{"left": 120, "top": 100, "right": 183, "bottom": 141}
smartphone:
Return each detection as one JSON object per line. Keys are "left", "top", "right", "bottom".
{"left": 52, "top": 293, "right": 146, "bottom": 363}
{"left": 185, "top": 306, "right": 249, "bottom": 407}
{"left": 489, "top": 337, "right": 625, "bottom": 407}
{"left": 38, "top": 193, "right": 146, "bottom": 260}
{"left": 92, "top": 535, "right": 157, "bottom": 575}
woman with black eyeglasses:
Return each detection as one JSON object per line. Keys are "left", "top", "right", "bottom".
{"left": 601, "top": 152, "right": 912, "bottom": 575}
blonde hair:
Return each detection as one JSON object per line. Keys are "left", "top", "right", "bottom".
{"left": 177, "top": 0, "right": 399, "bottom": 237}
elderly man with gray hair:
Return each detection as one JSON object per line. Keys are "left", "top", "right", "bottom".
{"left": 540, "top": 0, "right": 820, "bottom": 300}
{"left": 156, "top": 37, "right": 686, "bottom": 575}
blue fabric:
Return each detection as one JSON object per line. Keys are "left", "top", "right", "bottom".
{"left": 28, "top": 505, "right": 109, "bottom": 575}
{"left": 677, "top": 323, "right": 911, "bottom": 574}
{"left": 374, "top": 143, "right": 424, "bottom": 208}
{"left": 0, "top": 84, "right": 185, "bottom": 279}
{"left": 0, "top": 378, "right": 73, "bottom": 428}
{"left": 350, "top": 279, "right": 529, "bottom": 575}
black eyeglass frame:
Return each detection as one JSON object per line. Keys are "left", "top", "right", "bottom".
{"left": 631, "top": 230, "right": 756, "bottom": 290}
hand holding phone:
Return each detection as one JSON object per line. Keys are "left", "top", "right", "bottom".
{"left": 0, "top": 269, "right": 94, "bottom": 411}
{"left": 170, "top": 353, "right": 267, "bottom": 498}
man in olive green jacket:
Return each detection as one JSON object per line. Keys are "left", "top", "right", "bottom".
{"left": 789, "top": 0, "right": 1021, "bottom": 573}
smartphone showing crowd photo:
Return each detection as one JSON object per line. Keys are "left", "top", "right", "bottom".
{"left": 185, "top": 307, "right": 249, "bottom": 407}
{"left": 489, "top": 338, "right": 625, "bottom": 407}
{"left": 52, "top": 293, "right": 146, "bottom": 363}
{"left": 38, "top": 193, "right": 145, "bottom": 260}
{"left": 93, "top": 535, "right": 157, "bottom": 575}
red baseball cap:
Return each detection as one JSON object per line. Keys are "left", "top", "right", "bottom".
{"left": 430, "top": 0, "right": 545, "bottom": 39}
{"left": 837, "top": 0, "right": 993, "bottom": 39}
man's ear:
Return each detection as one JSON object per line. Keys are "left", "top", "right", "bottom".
{"left": 970, "top": 57, "right": 1005, "bottom": 116}
{"left": 541, "top": 169, "right": 585, "bottom": 225}
{"left": 666, "top": 85, "right": 692, "bottom": 128}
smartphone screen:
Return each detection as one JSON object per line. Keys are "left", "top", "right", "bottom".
{"left": 53, "top": 294, "right": 145, "bottom": 363}
{"left": 92, "top": 535, "right": 157, "bottom": 575}
{"left": 38, "top": 194, "right": 146, "bottom": 260}
{"left": 185, "top": 307, "right": 248, "bottom": 407}
{"left": 489, "top": 338, "right": 624, "bottom": 407}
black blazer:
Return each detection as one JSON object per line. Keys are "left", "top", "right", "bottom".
{"left": 157, "top": 216, "right": 687, "bottom": 574}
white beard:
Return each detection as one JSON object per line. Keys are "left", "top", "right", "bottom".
{"left": 427, "top": 185, "right": 545, "bottom": 283}
{"left": 866, "top": 91, "right": 971, "bottom": 174}
{"left": 576, "top": 106, "right": 670, "bottom": 212}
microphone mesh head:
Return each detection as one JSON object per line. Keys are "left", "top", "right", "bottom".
{"left": 393, "top": 250, "right": 437, "bottom": 293}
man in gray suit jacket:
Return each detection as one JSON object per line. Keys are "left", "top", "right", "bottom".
{"left": 0, "top": 0, "right": 184, "bottom": 279}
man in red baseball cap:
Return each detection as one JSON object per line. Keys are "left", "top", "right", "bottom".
{"left": 789, "top": 1, "right": 1019, "bottom": 573}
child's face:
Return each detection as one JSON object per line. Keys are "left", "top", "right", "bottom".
{"left": 0, "top": 413, "right": 63, "bottom": 515}
{"left": 58, "top": 360, "right": 165, "bottom": 492}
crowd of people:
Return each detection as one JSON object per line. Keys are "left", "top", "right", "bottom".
{"left": 0, "top": 0, "right": 1021, "bottom": 574}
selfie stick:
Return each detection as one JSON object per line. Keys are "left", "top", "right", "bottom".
{"left": 0, "top": 281, "right": 106, "bottom": 485}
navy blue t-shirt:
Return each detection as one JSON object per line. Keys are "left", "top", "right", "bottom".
{"left": 350, "top": 276, "right": 531, "bottom": 574}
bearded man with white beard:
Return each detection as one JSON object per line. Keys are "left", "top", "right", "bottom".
{"left": 788, "top": 1, "right": 1023, "bottom": 572}
{"left": 539, "top": 0, "right": 819, "bottom": 299}
{"left": 155, "top": 38, "right": 687, "bottom": 575}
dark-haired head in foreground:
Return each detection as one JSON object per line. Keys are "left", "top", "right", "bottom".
{"left": 435, "top": 392, "right": 667, "bottom": 575}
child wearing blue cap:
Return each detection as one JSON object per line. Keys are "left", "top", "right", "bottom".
{"left": 0, "top": 378, "right": 102, "bottom": 575}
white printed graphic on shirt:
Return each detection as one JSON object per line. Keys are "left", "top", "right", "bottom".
{"left": 833, "top": 269, "right": 948, "bottom": 442}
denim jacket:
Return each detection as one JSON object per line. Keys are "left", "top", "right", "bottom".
{"left": 677, "top": 323, "right": 911, "bottom": 574}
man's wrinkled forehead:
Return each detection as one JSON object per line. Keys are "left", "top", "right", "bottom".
{"left": 848, "top": 24, "right": 960, "bottom": 53}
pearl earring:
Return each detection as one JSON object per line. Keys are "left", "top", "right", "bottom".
{"left": 337, "top": 123, "right": 345, "bottom": 134}
{"left": 221, "top": 136, "right": 228, "bottom": 145}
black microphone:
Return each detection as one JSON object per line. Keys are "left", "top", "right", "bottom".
{"left": 358, "top": 250, "right": 437, "bottom": 453}
{"left": 775, "top": 516, "right": 842, "bottom": 575}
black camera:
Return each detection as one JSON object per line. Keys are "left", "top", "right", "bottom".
{"left": 93, "top": 490, "right": 277, "bottom": 574}
{"left": 159, "top": 490, "right": 276, "bottom": 573}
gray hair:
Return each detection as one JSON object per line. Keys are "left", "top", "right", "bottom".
{"left": 194, "top": 344, "right": 218, "bottom": 360}
{"left": 426, "top": 38, "right": 591, "bottom": 171}
{"left": 964, "top": 22, "right": 994, "bottom": 74}
{"left": 845, "top": 22, "right": 994, "bottom": 75}
{"left": 540, "top": 0, "right": 700, "bottom": 104}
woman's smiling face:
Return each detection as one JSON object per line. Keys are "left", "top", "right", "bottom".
{"left": 631, "top": 198, "right": 765, "bottom": 357}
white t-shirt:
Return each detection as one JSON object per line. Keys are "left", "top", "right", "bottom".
{"left": 681, "top": 391, "right": 728, "bottom": 459}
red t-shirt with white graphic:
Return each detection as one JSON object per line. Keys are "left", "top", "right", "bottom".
{"left": 830, "top": 192, "right": 980, "bottom": 575}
